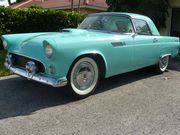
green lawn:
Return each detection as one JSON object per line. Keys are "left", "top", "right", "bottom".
{"left": 0, "top": 50, "right": 11, "bottom": 76}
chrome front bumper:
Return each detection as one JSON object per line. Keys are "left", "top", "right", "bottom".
{"left": 4, "top": 55, "right": 67, "bottom": 87}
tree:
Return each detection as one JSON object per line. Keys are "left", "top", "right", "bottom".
{"left": 106, "top": 0, "right": 169, "bottom": 30}
{"left": 7, "top": 0, "right": 11, "bottom": 5}
{"left": 16, "top": 0, "right": 25, "bottom": 3}
{"left": 70, "top": 0, "right": 74, "bottom": 12}
{"left": 78, "top": 0, "right": 81, "bottom": 12}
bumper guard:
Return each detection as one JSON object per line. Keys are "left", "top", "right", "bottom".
{"left": 4, "top": 54, "right": 67, "bottom": 87}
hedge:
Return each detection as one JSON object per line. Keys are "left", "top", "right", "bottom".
{"left": 0, "top": 7, "right": 86, "bottom": 49}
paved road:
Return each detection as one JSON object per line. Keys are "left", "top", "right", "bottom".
{"left": 0, "top": 57, "right": 180, "bottom": 135}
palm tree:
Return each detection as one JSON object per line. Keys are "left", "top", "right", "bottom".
{"left": 70, "top": 0, "right": 81, "bottom": 12}
{"left": 70, "top": 0, "right": 74, "bottom": 12}
{"left": 78, "top": 0, "right": 81, "bottom": 12}
{"left": 7, "top": 0, "right": 11, "bottom": 5}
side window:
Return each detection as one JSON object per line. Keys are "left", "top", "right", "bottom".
{"left": 133, "top": 19, "right": 151, "bottom": 35}
{"left": 114, "top": 18, "right": 134, "bottom": 33}
{"left": 104, "top": 16, "right": 134, "bottom": 33}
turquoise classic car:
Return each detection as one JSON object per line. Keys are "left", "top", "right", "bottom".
{"left": 2, "top": 12, "right": 180, "bottom": 98}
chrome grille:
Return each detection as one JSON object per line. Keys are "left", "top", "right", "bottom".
{"left": 10, "top": 53, "right": 45, "bottom": 73}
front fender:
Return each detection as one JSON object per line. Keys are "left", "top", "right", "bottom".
{"left": 51, "top": 48, "right": 109, "bottom": 79}
{"left": 77, "top": 50, "right": 107, "bottom": 67}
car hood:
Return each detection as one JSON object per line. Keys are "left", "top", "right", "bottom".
{"left": 2, "top": 28, "right": 114, "bottom": 46}
{"left": 1, "top": 28, "right": 124, "bottom": 56}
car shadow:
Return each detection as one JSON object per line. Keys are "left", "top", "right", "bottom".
{"left": 0, "top": 59, "right": 178, "bottom": 120}
{"left": 168, "top": 56, "right": 180, "bottom": 72}
{"left": 96, "top": 67, "right": 157, "bottom": 94}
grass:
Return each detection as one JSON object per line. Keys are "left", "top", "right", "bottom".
{"left": 0, "top": 50, "right": 12, "bottom": 76}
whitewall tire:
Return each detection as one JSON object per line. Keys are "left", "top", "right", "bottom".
{"left": 68, "top": 57, "right": 99, "bottom": 98}
{"left": 155, "top": 55, "right": 169, "bottom": 73}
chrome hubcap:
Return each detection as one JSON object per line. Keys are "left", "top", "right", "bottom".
{"left": 159, "top": 56, "right": 169, "bottom": 70}
{"left": 73, "top": 62, "right": 95, "bottom": 90}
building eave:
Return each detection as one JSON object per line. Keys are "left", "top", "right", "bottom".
{"left": 11, "top": 0, "right": 33, "bottom": 8}
{"left": 48, "top": 5, "right": 107, "bottom": 11}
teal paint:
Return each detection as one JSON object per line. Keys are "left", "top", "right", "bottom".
{"left": 1, "top": 12, "right": 180, "bottom": 79}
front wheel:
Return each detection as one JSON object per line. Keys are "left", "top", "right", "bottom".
{"left": 68, "top": 57, "right": 99, "bottom": 99}
{"left": 155, "top": 55, "right": 170, "bottom": 73}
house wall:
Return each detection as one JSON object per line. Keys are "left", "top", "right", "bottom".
{"left": 79, "top": 8, "right": 104, "bottom": 13}
{"left": 160, "top": 8, "right": 172, "bottom": 36}
{"left": 171, "top": 9, "right": 180, "bottom": 37}
{"left": 63, "top": 8, "right": 105, "bottom": 14}
{"left": 160, "top": 0, "right": 180, "bottom": 35}
{"left": 170, "top": 0, "right": 180, "bottom": 7}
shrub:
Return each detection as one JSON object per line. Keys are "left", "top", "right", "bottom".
{"left": 0, "top": 7, "right": 86, "bottom": 50}
{"left": 0, "top": 7, "right": 85, "bottom": 34}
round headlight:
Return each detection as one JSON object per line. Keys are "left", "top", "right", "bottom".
{"left": 2, "top": 40, "right": 8, "bottom": 49}
{"left": 44, "top": 45, "right": 53, "bottom": 58}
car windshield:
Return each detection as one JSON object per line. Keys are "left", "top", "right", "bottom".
{"left": 78, "top": 15, "right": 134, "bottom": 34}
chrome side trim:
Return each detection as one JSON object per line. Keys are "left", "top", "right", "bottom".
{"left": 160, "top": 54, "right": 171, "bottom": 58}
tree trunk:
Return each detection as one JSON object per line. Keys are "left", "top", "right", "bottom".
{"left": 8, "top": 0, "right": 11, "bottom": 5}
{"left": 71, "top": 0, "right": 74, "bottom": 12}
{"left": 78, "top": 0, "right": 81, "bottom": 12}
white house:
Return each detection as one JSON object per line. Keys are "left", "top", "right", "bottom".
{"left": 0, "top": 0, "right": 16, "bottom": 7}
{"left": 0, "top": 0, "right": 9, "bottom": 7}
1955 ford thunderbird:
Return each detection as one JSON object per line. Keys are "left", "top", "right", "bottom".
{"left": 2, "top": 12, "right": 180, "bottom": 98}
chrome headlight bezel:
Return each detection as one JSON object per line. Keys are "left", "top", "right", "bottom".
{"left": 43, "top": 41, "right": 54, "bottom": 58}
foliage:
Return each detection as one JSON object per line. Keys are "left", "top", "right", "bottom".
{"left": 0, "top": 40, "right": 3, "bottom": 50}
{"left": 0, "top": 7, "right": 85, "bottom": 34}
{"left": 0, "top": 50, "right": 11, "bottom": 76}
{"left": 106, "top": 0, "right": 170, "bottom": 30}
{"left": 0, "top": 7, "right": 85, "bottom": 50}
{"left": 16, "top": 0, "right": 26, "bottom": 3}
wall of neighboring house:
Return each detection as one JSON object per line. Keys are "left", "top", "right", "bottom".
{"left": 160, "top": 0, "right": 180, "bottom": 36}
{"left": 63, "top": 8, "right": 104, "bottom": 14}
{"left": 171, "top": 9, "right": 180, "bottom": 36}
{"left": 78, "top": 8, "right": 104, "bottom": 13}
{"left": 159, "top": 8, "right": 172, "bottom": 36}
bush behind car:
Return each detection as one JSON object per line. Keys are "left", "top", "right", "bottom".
{"left": 0, "top": 7, "right": 86, "bottom": 50}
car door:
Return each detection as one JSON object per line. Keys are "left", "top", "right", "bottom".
{"left": 108, "top": 34, "right": 134, "bottom": 76}
{"left": 132, "top": 19, "right": 160, "bottom": 67}
{"left": 106, "top": 16, "right": 136, "bottom": 76}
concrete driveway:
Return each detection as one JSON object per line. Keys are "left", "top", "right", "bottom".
{"left": 0, "top": 57, "right": 180, "bottom": 135}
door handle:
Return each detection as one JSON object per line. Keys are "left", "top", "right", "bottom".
{"left": 153, "top": 38, "right": 158, "bottom": 43}
{"left": 111, "top": 42, "right": 126, "bottom": 47}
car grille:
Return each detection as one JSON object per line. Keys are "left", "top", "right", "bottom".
{"left": 11, "top": 53, "right": 45, "bottom": 73}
